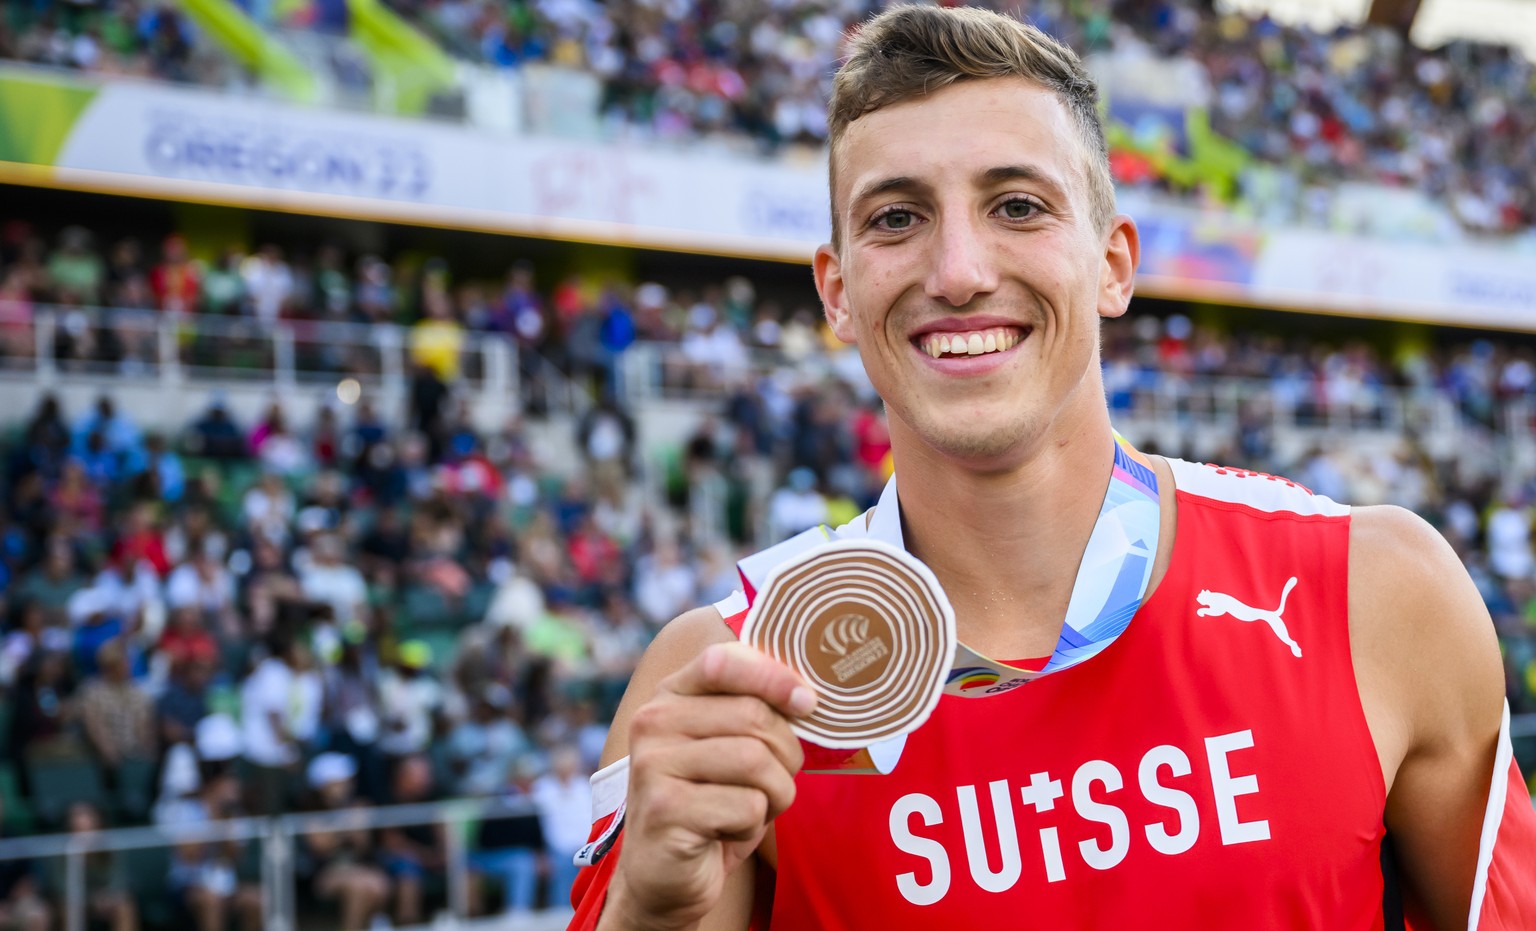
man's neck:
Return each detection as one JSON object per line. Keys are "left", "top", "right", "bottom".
{"left": 890, "top": 409, "right": 1119, "bottom": 661}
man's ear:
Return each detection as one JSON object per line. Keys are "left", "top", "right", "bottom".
{"left": 813, "top": 242, "right": 857, "bottom": 343}
{"left": 1098, "top": 214, "right": 1140, "bottom": 320}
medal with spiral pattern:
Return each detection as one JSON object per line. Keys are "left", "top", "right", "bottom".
{"left": 740, "top": 539, "right": 957, "bottom": 749}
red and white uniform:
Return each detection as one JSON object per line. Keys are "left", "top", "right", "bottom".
{"left": 571, "top": 460, "right": 1536, "bottom": 929}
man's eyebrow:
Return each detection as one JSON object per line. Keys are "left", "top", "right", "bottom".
{"left": 848, "top": 175, "right": 932, "bottom": 210}
{"left": 979, "top": 164, "right": 1068, "bottom": 198}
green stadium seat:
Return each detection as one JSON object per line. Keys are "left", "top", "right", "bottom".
{"left": 26, "top": 753, "right": 107, "bottom": 828}
{"left": 0, "top": 762, "right": 36, "bottom": 836}
{"left": 402, "top": 585, "right": 466, "bottom": 629}
{"left": 462, "top": 582, "right": 495, "bottom": 624}
{"left": 115, "top": 757, "right": 158, "bottom": 824}
{"left": 124, "top": 844, "right": 173, "bottom": 928}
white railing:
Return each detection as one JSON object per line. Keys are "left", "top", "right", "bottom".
{"left": 1, "top": 304, "right": 573, "bottom": 414}
{"left": 0, "top": 796, "right": 571, "bottom": 931}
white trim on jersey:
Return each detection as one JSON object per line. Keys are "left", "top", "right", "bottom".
{"left": 1165, "top": 458, "right": 1350, "bottom": 518}
{"left": 713, "top": 589, "right": 748, "bottom": 619}
{"left": 1468, "top": 699, "right": 1514, "bottom": 931}
{"left": 590, "top": 756, "right": 630, "bottom": 822}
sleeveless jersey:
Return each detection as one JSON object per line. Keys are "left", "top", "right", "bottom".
{"left": 568, "top": 459, "right": 1536, "bottom": 931}
{"left": 760, "top": 459, "right": 1391, "bottom": 929}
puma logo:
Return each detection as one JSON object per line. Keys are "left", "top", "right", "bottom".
{"left": 1195, "top": 577, "right": 1302, "bottom": 658}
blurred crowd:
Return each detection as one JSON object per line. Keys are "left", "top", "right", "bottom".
{"left": 5, "top": 1, "right": 1534, "bottom": 233}
{"left": 0, "top": 2, "right": 237, "bottom": 87}
{"left": 0, "top": 381, "right": 685, "bottom": 926}
{"left": 6, "top": 262, "right": 1536, "bottom": 925}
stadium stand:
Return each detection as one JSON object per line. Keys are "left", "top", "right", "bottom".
{"left": 3, "top": 1, "right": 1532, "bottom": 232}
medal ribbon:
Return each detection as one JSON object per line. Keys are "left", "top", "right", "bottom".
{"left": 736, "top": 432, "right": 1160, "bottom": 700}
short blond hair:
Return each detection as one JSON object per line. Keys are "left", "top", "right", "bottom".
{"left": 827, "top": 4, "right": 1115, "bottom": 245}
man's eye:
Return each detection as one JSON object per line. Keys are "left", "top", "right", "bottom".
{"left": 875, "top": 209, "right": 914, "bottom": 230}
{"left": 998, "top": 199, "right": 1038, "bottom": 220}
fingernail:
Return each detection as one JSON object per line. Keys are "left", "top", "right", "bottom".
{"left": 789, "top": 686, "right": 817, "bottom": 715}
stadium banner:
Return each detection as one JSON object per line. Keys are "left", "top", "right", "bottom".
{"left": 3, "top": 68, "right": 1534, "bottom": 327}
{"left": 2, "top": 69, "right": 830, "bottom": 260}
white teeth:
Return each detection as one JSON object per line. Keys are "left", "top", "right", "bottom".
{"left": 922, "top": 327, "right": 1024, "bottom": 358}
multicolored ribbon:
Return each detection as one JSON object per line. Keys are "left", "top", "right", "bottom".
{"left": 735, "top": 431, "right": 1160, "bottom": 714}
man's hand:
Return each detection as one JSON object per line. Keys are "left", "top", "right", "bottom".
{"left": 607, "top": 641, "right": 816, "bottom": 931}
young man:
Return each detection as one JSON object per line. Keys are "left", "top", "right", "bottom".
{"left": 571, "top": 7, "right": 1536, "bottom": 929}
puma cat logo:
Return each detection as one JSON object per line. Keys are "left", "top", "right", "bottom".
{"left": 1195, "top": 577, "right": 1302, "bottom": 658}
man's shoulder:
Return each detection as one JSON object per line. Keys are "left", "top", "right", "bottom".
{"left": 1348, "top": 504, "right": 1462, "bottom": 604}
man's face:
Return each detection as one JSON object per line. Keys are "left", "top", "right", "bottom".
{"left": 815, "top": 78, "right": 1137, "bottom": 471}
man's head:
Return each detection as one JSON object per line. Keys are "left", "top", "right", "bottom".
{"left": 813, "top": 5, "right": 1138, "bottom": 471}
{"left": 97, "top": 638, "right": 129, "bottom": 683}
{"left": 826, "top": 5, "right": 1114, "bottom": 249}
{"left": 392, "top": 753, "right": 433, "bottom": 802}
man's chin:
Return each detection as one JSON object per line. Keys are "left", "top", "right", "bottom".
{"left": 915, "top": 421, "right": 1034, "bottom": 472}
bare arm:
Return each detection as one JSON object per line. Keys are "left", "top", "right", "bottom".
{"left": 595, "top": 607, "right": 812, "bottom": 931}
{"left": 1350, "top": 505, "right": 1505, "bottom": 930}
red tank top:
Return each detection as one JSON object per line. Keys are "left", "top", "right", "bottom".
{"left": 735, "top": 460, "right": 1387, "bottom": 929}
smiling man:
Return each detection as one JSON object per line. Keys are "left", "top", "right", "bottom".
{"left": 569, "top": 6, "right": 1536, "bottom": 930}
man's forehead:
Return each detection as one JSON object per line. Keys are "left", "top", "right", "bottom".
{"left": 831, "top": 77, "right": 1085, "bottom": 206}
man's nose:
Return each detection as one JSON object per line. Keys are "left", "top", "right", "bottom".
{"left": 924, "top": 213, "right": 1000, "bottom": 307}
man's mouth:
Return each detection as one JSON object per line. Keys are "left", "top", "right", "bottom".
{"left": 915, "top": 325, "right": 1030, "bottom": 359}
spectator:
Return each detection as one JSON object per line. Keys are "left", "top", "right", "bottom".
{"left": 76, "top": 638, "right": 154, "bottom": 784}
{"left": 468, "top": 756, "right": 546, "bottom": 918}
{"left": 299, "top": 753, "right": 388, "bottom": 931}
{"left": 164, "top": 770, "right": 261, "bottom": 931}
{"left": 150, "top": 234, "right": 201, "bottom": 315}
{"left": 9, "top": 650, "right": 77, "bottom": 778}
{"left": 137, "top": 432, "right": 186, "bottom": 503}
{"left": 239, "top": 637, "right": 322, "bottom": 815}
{"left": 157, "top": 654, "right": 214, "bottom": 750}
{"left": 409, "top": 286, "right": 465, "bottom": 383}
{"left": 446, "top": 683, "right": 529, "bottom": 797}
{"left": 110, "top": 502, "right": 171, "bottom": 578}
{"left": 201, "top": 249, "right": 246, "bottom": 315}
{"left": 12, "top": 535, "right": 85, "bottom": 626}
{"left": 1488, "top": 494, "right": 1535, "bottom": 581}
{"left": 588, "top": 591, "right": 650, "bottom": 717}
{"left": 767, "top": 467, "right": 828, "bottom": 542}
{"left": 186, "top": 396, "right": 246, "bottom": 461}
{"left": 299, "top": 533, "right": 367, "bottom": 627}
{"left": 632, "top": 539, "right": 697, "bottom": 626}
{"left": 240, "top": 246, "right": 293, "bottom": 325}
{"left": 376, "top": 641, "right": 443, "bottom": 760}
{"left": 72, "top": 396, "right": 143, "bottom": 471}
{"left": 523, "top": 593, "right": 591, "bottom": 676}
{"left": 46, "top": 226, "right": 103, "bottom": 305}
{"left": 165, "top": 537, "right": 236, "bottom": 625}
{"left": 50, "top": 457, "right": 105, "bottom": 536}
{"left": 48, "top": 802, "right": 137, "bottom": 931}
{"left": 158, "top": 608, "right": 220, "bottom": 678}
{"left": 378, "top": 754, "right": 444, "bottom": 926}
{"left": 242, "top": 470, "right": 296, "bottom": 548}
{"left": 409, "top": 363, "right": 451, "bottom": 460}
{"left": 240, "top": 537, "right": 304, "bottom": 637}
{"left": 0, "top": 600, "right": 70, "bottom": 688}
{"left": 250, "top": 403, "right": 308, "bottom": 475}
{"left": 0, "top": 795, "right": 51, "bottom": 931}
{"left": 529, "top": 744, "right": 589, "bottom": 910}
{"left": 678, "top": 304, "right": 748, "bottom": 389}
